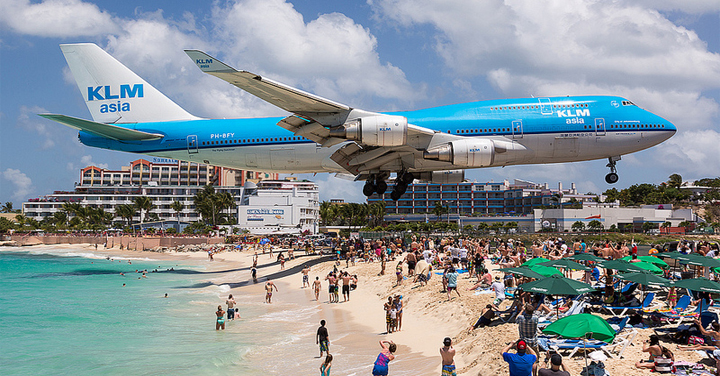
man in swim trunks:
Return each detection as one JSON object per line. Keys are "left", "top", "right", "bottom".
{"left": 302, "top": 265, "right": 311, "bottom": 288}
{"left": 265, "top": 279, "right": 278, "bottom": 304}
{"left": 341, "top": 272, "right": 352, "bottom": 302}
{"left": 440, "top": 337, "right": 457, "bottom": 376}
{"left": 313, "top": 276, "right": 322, "bottom": 301}
{"left": 325, "top": 273, "right": 337, "bottom": 303}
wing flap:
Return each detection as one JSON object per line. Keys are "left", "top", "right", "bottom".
{"left": 39, "top": 114, "right": 164, "bottom": 141}
{"left": 185, "top": 50, "right": 350, "bottom": 116}
{"left": 277, "top": 115, "right": 346, "bottom": 147}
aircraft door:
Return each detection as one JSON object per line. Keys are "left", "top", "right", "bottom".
{"left": 595, "top": 118, "right": 606, "bottom": 136}
{"left": 512, "top": 120, "right": 523, "bottom": 139}
{"left": 270, "top": 148, "right": 296, "bottom": 170}
{"left": 187, "top": 135, "right": 198, "bottom": 154}
{"left": 539, "top": 98, "right": 553, "bottom": 115}
{"left": 246, "top": 153, "right": 257, "bottom": 167}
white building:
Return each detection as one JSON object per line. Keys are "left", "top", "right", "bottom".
{"left": 237, "top": 180, "right": 319, "bottom": 235}
{"left": 533, "top": 205, "right": 697, "bottom": 232}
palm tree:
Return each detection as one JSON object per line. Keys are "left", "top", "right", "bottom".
{"left": 133, "top": 196, "right": 154, "bottom": 224}
{"left": 52, "top": 211, "right": 68, "bottom": 230}
{"left": 171, "top": 201, "right": 184, "bottom": 223}
{"left": 193, "top": 185, "right": 235, "bottom": 226}
{"left": 115, "top": 204, "right": 137, "bottom": 227}
{"left": 1, "top": 202, "right": 14, "bottom": 213}
{"left": 668, "top": 173, "right": 683, "bottom": 189}
{"left": 368, "top": 201, "right": 386, "bottom": 227}
{"left": 432, "top": 201, "right": 448, "bottom": 222}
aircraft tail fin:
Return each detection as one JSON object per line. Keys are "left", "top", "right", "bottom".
{"left": 59, "top": 43, "right": 198, "bottom": 124}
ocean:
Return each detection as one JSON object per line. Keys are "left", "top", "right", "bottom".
{"left": 0, "top": 246, "right": 436, "bottom": 376}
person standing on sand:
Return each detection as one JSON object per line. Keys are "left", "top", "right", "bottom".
{"left": 341, "top": 272, "right": 352, "bottom": 302}
{"left": 226, "top": 294, "right": 237, "bottom": 320}
{"left": 265, "top": 279, "right": 278, "bottom": 303}
{"left": 313, "top": 276, "right": 322, "bottom": 301}
{"left": 446, "top": 267, "right": 460, "bottom": 300}
{"left": 372, "top": 340, "right": 396, "bottom": 376}
{"left": 502, "top": 340, "right": 537, "bottom": 376}
{"left": 320, "top": 353, "right": 332, "bottom": 376}
{"left": 440, "top": 337, "right": 456, "bottom": 376}
{"left": 325, "top": 273, "right": 337, "bottom": 303}
{"left": 384, "top": 297, "right": 393, "bottom": 334}
{"left": 251, "top": 266, "right": 257, "bottom": 282}
{"left": 302, "top": 265, "right": 311, "bottom": 288}
{"left": 215, "top": 305, "right": 225, "bottom": 330}
{"left": 316, "top": 320, "right": 330, "bottom": 357}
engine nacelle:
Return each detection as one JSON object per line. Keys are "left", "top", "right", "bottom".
{"left": 423, "top": 139, "right": 494, "bottom": 167}
{"left": 417, "top": 169, "right": 465, "bottom": 184}
{"left": 330, "top": 115, "right": 407, "bottom": 146}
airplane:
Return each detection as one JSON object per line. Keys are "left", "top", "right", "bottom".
{"left": 41, "top": 43, "right": 676, "bottom": 200}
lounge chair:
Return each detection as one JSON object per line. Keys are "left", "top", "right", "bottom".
{"left": 603, "top": 292, "right": 655, "bottom": 316}
{"left": 649, "top": 295, "right": 693, "bottom": 322}
{"left": 541, "top": 324, "right": 637, "bottom": 358}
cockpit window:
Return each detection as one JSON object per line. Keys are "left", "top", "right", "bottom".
{"left": 622, "top": 100, "right": 636, "bottom": 106}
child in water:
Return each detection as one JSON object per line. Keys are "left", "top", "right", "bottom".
{"left": 320, "top": 353, "right": 332, "bottom": 376}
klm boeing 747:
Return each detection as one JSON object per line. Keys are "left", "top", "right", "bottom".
{"left": 41, "top": 44, "right": 676, "bottom": 200}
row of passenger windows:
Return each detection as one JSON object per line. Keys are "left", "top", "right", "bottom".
{"left": 453, "top": 123, "right": 666, "bottom": 134}
{"left": 490, "top": 103, "right": 589, "bottom": 111}
{"left": 455, "top": 128, "right": 512, "bottom": 134}
{"left": 201, "top": 136, "right": 306, "bottom": 146}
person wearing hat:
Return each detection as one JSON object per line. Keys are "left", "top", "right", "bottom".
{"left": 538, "top": 352, "right": 569, "bottom": 376}
{"left": 501, "top": 339, "right": 537, "bottom": 376}
{"left": 491, "top": 275, "right": 506, "bottom": 306}
{"left": 440, "top": 337, "right": 456, "bottom": 376}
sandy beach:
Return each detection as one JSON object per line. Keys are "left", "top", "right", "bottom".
{"left": 11, "top": 242, "right": 714, "bottom": 376}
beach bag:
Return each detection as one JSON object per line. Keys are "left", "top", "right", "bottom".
{"left": 688, "top": 336, "right": 705, "bottom": 345}
{"left": 581, "top": 360, "right": 606, "bottom": 376}
{"left": 654, "top": 357, "right": 674, "bottom": 373}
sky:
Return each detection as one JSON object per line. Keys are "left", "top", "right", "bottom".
{"left": 1, "top": 0, "right": 719, "bottom": 205}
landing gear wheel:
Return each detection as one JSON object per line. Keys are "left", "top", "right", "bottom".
{"left": 363, "top": 182, "right": 376, "bottom": 197}
{"left": 390, "top": 190, "right": 402, "bottom": 201}
{"left": 396, "top": 183, "right": 408, "bottom": 195}
{"left": 375, "top": 180, "right": 388, "bottom": 195}
{"left": 605, "top": 173, "right": 619, "bottom": 184}
{"left": 401, "top": 172, "right": 415, "bottom": 185}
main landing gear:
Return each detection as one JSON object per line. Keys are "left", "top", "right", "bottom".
{"left": 605, "top": 156, "right": 620, "bottom": 184}
{"left": 363, "top": 171, "right": 414, "bottom": 201}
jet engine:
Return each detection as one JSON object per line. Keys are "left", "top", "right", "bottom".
{"left": 329, "top": 115, "right": 408, "bottom": 146}
{"left": 423, "top": 139, "right": 494, "bottom": 167}
{"left": 417, "top": 169, "right": 465, "bottom": 184}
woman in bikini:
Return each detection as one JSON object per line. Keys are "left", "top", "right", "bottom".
{"left": 215, "top": 305, "right": 225, "bottom": 330}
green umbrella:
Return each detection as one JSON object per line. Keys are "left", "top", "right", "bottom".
{"left": 498, "top": 266, "right": 545, "bottom": 279}
{"left": 522, "top": 258, "right": 549, "bottom": 267}
{"left": 676, "top": 253, "right": 720, "bottom": 268}
{"left": 620, "top": 255, "right": 668, "bottom": 268}
{"left": 657, "top": 252, "right": 688, "bottom": 260}
{"left": 600, "top": 259, "right": 663, "bottom": 274}
{"left": 673, "top": 277, "right": 720, "bottom": 293}
{"left": 519, "top": 274, "right": 595, "bottom": 295}
{"left": 542, "top": 313, "right": 616, "bottom": 343}
{"left": 568, "top": 253, "right": 603, "bottom": 263}
{"left": 617, "top": 271, "right": 672, "bottom": 287}
{"left": 540, "top": 259, "right": 590, "bottom": 271}
{"left": 528, "top": 265, "right": 563, "bottom": 277}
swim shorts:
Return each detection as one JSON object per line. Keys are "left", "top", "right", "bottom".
{"left": 442, "top": 365, "right": 457, "bottom": 376}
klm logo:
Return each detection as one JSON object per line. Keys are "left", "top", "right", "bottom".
{"left": 87, "top": 84, "right": 144, "bottom": 101}
{"left": 196, "top": 59, "right": 212, "bottom": 69}
{"left": 87, "top": 84, "right": 143, "bottom": 114}
{"left": 469, "top": 147, "right": 486, "bottom": 152}
{"left": 379, "top": 127, "right": 391, "bottom": 131}
{"left": 557, "top": 109, "right": 590, "bottom": 117}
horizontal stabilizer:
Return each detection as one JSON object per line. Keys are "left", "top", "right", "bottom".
{"left": 39, "top": 114, "right": 164, "bottom": 141}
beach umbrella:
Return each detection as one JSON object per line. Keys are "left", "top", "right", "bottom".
{"left": 519, "top": 274, "right": 595, "bottom": 296}
{"left": 676, "top": 253, "right": 720, "bottom": 268}
{"left": 656, "top": 252, "right": 687, "bottom": 260}
{"left": 616, "top": 271, "right": 672, "bottom": 287}
{"left": 620, "top": 255, "right": 668, "bottom": 268}
{"left": 672, "top": 277, "right": 720, "bottom": 294}
{"left": 497, "top": 266, "right": 545, "bottom": 280}
{"left": 542, "top": 313, "right": 616, "bottom": 368}
{"left": 539, "top": 259, "right": 590, "bottom": 271}
{"left": 527, "top": 265, "right": 563, "bottom": 277}
{"left": 568, "top": 253, "right": 603, "bottom": 263}
{"left": 521, "top": 258, "right": 549, "bottom": 267}
{"left": 600, "top": 259, "right": 663, "bottom": 275}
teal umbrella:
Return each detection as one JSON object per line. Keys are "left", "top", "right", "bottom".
{"left": 600, "top": 259, "right": 663, "bottom": 274}
{"left": 673, "top": 277, "right": 720, "bottom": 293}
{"left": 522, "top": 258, "right": 549, "bottom": 267}
{"left": 568, "top": 253, "right": 603, "bottom": 263}
{"left": 620, "top": 255, "right": 668, "bottom": 268}
{"left": 540, "top": 259, "right": 590, "bottom": 271}
{"left": 617, "top": 271, "right": 672, "bottom": 287}
{"left": 676, "top": 253, "right": 720, "bottom": 268}
{"left": 527, "top": 265, "right": 563, "bottom": 277}
{"left": 498, "top": 266, "right": 545, "bottom": 280}
{"left": 519, "top": 274, "right": 595, "bottom": 296}
{"left": 542, "top": 313, "right": 616, "bottom": 342}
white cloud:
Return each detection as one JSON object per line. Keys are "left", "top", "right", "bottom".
{"left": 17, "top": 105, "right": 56, "bottom": 149}
{"left": 2, "top": 168, "right": 33, "bottom": 201}
{"left": 628, "top": 0, "right": 720, "bottom": 14}
{"left": 656, "top": 130, "right": 720, "bottom": 176}
{"left": 287, "top": 173, "right": 366, "bottom": 203}
{"left": 0, "top": 0, "right": 118, "bottom": 37}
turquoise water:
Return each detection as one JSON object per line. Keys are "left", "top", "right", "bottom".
{"left": 0, "top": 247, "right": 267, "bottom": 375}
{"left": 0, "top": 246, "right": 437, "bottom": 375}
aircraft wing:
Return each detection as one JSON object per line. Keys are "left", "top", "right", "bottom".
{"left": 185, "top": 50, "right": 350, "bottom": 117}
{"left": 39, "top": 114, "right": 164, "bottom": 141}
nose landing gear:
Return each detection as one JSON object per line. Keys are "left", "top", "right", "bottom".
{"left": 605, "top": 156, "right": 621, "bottom": 184}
